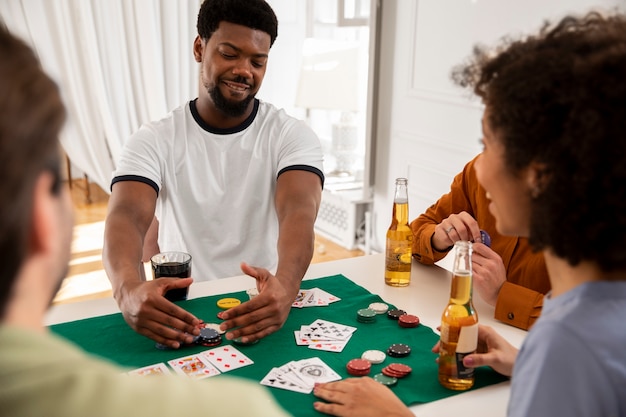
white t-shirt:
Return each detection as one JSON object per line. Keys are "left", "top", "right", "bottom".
{"left": 112, "top": 99, "right": 324, "bottom": 281}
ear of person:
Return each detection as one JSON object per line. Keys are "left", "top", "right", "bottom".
{"left": 527, "top": 162, "right": 549, "bottom": 198}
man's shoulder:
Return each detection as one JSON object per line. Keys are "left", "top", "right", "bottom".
{"left": 256, "top": 100, "right": 301, "bottom": 124}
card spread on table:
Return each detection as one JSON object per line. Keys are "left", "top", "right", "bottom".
{"left": 128, "top": 362, "right": 171, "bottom": 377}
{"left": 260, "top": 357, "right": 341, "bottom": 394}
{"left": 296, "top": 318, "right": 356, "bottom": 352}
{"left": 168, "top": 354, "right": 220, "bottom": 379}
{"left": 292, "top": 288, "right": 341, "bottom": 308}
{"left": 202, "top": 345, "right": 254, "bottom": 372}
{"left": 303, "top": 319, "right": 357, "bottom": 341}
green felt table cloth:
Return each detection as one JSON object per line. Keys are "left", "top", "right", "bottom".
{"left": 50, "top": 274, "right": 507, "bottom": 416}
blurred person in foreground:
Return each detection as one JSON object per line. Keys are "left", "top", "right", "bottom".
{"left": 314, "top": 11, "right": 626, "bottom": 417}
{"left": 0, "top": 24, "right": 289, "bottom": 417}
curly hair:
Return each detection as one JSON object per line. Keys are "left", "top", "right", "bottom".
{"left": 452, "top": 12, "right": 626, "bottom": 272}
{"left": 0, "top": 25, "right": 65, "bottom": 316}
{"left": 197, "top": 0, "right": 278, "bottom": 47}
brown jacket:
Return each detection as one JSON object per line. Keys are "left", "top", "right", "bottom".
{"left": 411, "top": 155, "right": 551, "bottom": 330}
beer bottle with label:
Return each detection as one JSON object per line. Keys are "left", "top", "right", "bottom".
{"left": 438, "top": 241, "right": 479, "bottom": 390}
{"left": 384, "top": 178, "right": 413, "bottom": 287}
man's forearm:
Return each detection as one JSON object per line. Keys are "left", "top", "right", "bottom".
{"left": 274, "top": 218, "right": 315, "bottom": 296}
{"left": 103, "top": 218, "right": 149, "bottom": 300}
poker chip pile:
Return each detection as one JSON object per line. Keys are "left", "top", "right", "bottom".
{"left": 155, "top": 321, "right": 224, "bottom": 351}
{"left": 347, "top": 302, "right": 420, "bottom": 386}
{"left": 196, "top": 327, "right": 222, "bottom": 347}
{"left": 386, "top": 308, "right": 420, "bottom": 328}
{"left": 344, "top": 343, "right": 414, "bottom": 387}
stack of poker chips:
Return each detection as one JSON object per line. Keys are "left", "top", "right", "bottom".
{"left": 398, "top": 314, "right": 420, "bottom": 328}
{"left": 195, "top": 327, "right": 222, "bottom": 347}
{"left": 356, "top": 308, "right": 377, "bottom": 323}
{"left": 373, "top": 373, "right": 398, "bottom": 386}
{"left": 381, "top": 363, "right": 412, "bottom": 379}
{"left": 387, "top": 308, "right": 421, "bottom": 329}
{"left": 387, "top": 343, "right": 411, "bottom": 358}
{"left": 361, "top": 349, "right": 386, "bottom": 364}
{"left": 386, "top": 309, "right": 406, "bottom": 320}
{"left": 155, "top": 322, "right": 223, "bottom": 350}
{"left": 346, "top": 358, "right": 372, "bottom": 376}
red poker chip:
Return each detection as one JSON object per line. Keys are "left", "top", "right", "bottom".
{"left": 398, "top": 314, "right": 420, "bottom": 328}
{"left": 346, "top": 358, "right": 371, "bottom": 376}
{"left": 388, "top": 363, "right": 412, "bottom": 374}
{"left": 381, "top": 367, "right": 405, "bottom": 378}
{"left": 381, "top": 363, "right": 412, "bottom": 378}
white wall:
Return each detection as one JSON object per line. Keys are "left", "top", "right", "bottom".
{"left": 370, "top": 0, "right": 625, "bottom": 252}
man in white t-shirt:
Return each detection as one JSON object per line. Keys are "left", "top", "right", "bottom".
{"left": 103, "top": 0, "right": 324, "bottom": 349}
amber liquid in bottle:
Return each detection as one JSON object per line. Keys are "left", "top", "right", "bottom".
{"left": 385, "top": 178, "right": 413, "bottom": 287}
{"left": 438, "top": 242, "right": 479, "bottom": 390}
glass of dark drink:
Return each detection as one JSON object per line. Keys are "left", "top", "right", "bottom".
{"left": 150, "top": 251, "right": 192, "bottom": 302}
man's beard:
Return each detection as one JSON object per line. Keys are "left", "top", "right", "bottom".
{"left": 209, "top": 79, "right": 255, "bottom": 118}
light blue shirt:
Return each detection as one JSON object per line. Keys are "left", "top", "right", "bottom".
{"left": 508, "top": 280, "right": 626, "bottom": 417}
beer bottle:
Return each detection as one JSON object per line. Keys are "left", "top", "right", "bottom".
{"left": 438, "top": 241, "right": 479, "bottom": 390}
{"left": 384, "top": 178, "right": 413, "bottom": 287}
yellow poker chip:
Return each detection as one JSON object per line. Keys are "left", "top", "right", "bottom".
{"left": 216, "top": 297, "right": 241, "bottom": 309}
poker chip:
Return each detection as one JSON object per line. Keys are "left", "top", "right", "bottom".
{"left": 154, "top": 342, "right": 173, "bottom": 350}
{"left": 381, "top": 363, "right": 412, "bottom": 378}
{"left": 346, "top": 358, "right": 372, "bottom": 376}
{"left": 246, "top": 287, "right": 259, "bottom": 300}
{"left": 398, "top": 314, "right": 420, "bottom": 328}
{"left": 203, "top": 322, "right": 225, "bottom": 335}
{"left": 356, "top": 308, "right": 377, "bottom": 323}
{"left": 373, "top": 373, "right": 398, "bottom": 386}
{"left": 233, "top": 336, "right": 259, "bottom": 346}
{"left": 387, "top": 309, "right": 407, "bottom": 320}
{"left": 387, "top": 343, "right": 411, "bottom": 358}
{"left": 368, "top": 302, "right": 389, "bottom": 314}
{"left": 197, "top": 327, "right": 222, "bottom": 347}
{"left": 480, "top": 230, "right": 492, "bottom": 247}
{"left": 217, "top": 297, "right": 241, "bottom": 309}
{"left": 361, "top": 349, "right": 386, "bottom": 364}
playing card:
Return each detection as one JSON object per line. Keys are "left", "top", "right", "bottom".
{"left": 260, "top": 367, "right": 312, "bottom": 394}
{"left": 295, "top": 329, "right": 336, "bottom": 345}
{"left": 292, "top": 289, "right": 315, "bottom": 308}
{"left": 306, "top": 319, "right": 357, "bottom": 341}
{"left": 308, "top": 339, "right": 349, "bottom": 353}
{"left": 168, "top": 354, "right": 220, "bottom": 379}
{"left": 128, "top": 362, "right": 171, "bottom": 377}
{"left": 302, "top": 288, "right": 341, "bottom": 307}
{"left": 202, "top": 345, "right": 254, "bottom": 372}
{"left": 288, "top": 357, "right": 342, "bottom": 387}
{"left": 315, "top": 288, "right": 341, "bottom": 304}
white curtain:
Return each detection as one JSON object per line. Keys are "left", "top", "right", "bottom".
{"left": 0, "top": 0, "right": 201, "bottom": 192}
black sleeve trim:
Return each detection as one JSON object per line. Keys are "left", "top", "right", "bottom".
{"left": 111, "top": 175, "right": 159, "bottom": 196}
{"left": 277, "top": 165, "right": 325, "bottom": 189}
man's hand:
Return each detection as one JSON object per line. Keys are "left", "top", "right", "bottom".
{"left": 313, "top": 377, "right": 414, "bottom": 417}
{"left": 471, "top": 242, "right": 507, "bottom": 306}
{"left": 219, "top": 262, "right": 296, "bottom": 343}
{"left": 117, "top": 277, "right": 201, "bottom": 349}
